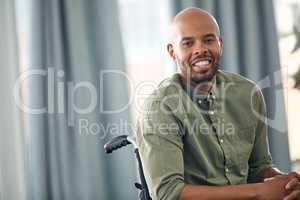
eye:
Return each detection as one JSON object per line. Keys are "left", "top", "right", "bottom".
{"left": 182, "top": 40, "right": 193, "bottom": 47}
{"left": 204, "top": 37, "right": 216, "bottom": 44}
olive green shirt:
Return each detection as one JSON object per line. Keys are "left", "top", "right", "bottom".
{"left": 136, "top": 70, "right": 273, "bottom": 200}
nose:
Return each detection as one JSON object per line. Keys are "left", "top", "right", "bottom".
{"left": 193, "top": 40, "right": 208, "bottom": 55}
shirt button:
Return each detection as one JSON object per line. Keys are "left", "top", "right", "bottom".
{"left": 220, "top": 139, "right": 224, "bottom": 143}
{"left": 209, "top": 111, "right": 215, "bottom": 115}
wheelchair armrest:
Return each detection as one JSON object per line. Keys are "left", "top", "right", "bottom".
{"left": 104, "top": 135, "right": 131, "bottom": 154}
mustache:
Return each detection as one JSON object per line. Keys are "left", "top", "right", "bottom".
{"left": 190, "top": 53, "right": 212, "bottom": 64}
{"left": 175, "top": 54, "right": 219, "bottom": 69}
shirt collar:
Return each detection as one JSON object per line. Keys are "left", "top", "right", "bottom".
{"left": 173, "top": 73, "right": 218, "bottom": 103}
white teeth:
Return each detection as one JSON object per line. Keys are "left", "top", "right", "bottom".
{"left": 194, "top": 60, "right": 210, "bottom": 67}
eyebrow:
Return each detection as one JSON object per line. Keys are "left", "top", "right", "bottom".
{"left": 181, "top": 37, "right": 194, "bottom": 42}
{"left": 203, "top": 33, "right": 217, "bottom": 38}
{"left": 180, "top": 33, "right": 217, "bottom": 42}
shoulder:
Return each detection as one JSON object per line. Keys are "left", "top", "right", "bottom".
{"left": 140, "top": 74, "right": 185, "bottom": 116}
{"left": 216, "top": 69, "right": 262, "bottom": 93}
{"left": 217, "top": 69, "right": 265, "bottom": 105}
{"left": 217, "top": 70, "right": 257, "bottom": 86}
{"left": 156, "top": 74, "right": 184, "bottom": 99}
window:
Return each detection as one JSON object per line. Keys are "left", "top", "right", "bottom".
{"left": 275, "top": 0, "right": 300, "bottom": 171}
{"left": 118, "top": 0, "right": 175, "bottom": 122}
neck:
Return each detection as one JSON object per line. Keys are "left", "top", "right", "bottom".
{"left": 195, "top": 81, "right": 213, "bottom": 92}
{"left": 178, "top": 75, "right": 214, "bottom": 93}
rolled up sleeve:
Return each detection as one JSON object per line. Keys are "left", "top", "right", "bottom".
{"left": 248, "top": 87, "right": 273, "bottom": 182}
{"left": 136, "top": 100, "right": 185, "bottom": 200}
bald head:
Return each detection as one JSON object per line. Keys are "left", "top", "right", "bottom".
{"left": 167, "top": 7, "right": 223, "bottom": 86}
{"left": 169, "top": 7, "right": 221, "bottom": 43}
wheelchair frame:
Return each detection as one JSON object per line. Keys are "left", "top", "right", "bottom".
{"left": 104, "top": 135, "right": 152, "bottom": 200}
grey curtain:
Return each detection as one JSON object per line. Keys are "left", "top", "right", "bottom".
{"left": 1, "top": 0, "right": 291, "bottom": 199}
{"left": 1, "top": 0, "right": 137, "bottom": 199}
{"left": 170, "top": 0, "right": 291, "bottom": 172}
{"left": 0, "top": 0, "right": 26, "bottom": 199}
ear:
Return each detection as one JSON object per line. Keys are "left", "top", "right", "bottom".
{"left": 167, "top": 43, "right": 176, "bottom": 60}
{"left": 219, "top": 36, "right": 224, "bottom": 56}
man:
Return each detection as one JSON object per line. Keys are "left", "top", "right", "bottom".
{"left": 136, "top": 7, "right": 300, "bottom": 200}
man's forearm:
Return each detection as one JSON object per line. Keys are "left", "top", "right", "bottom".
{"left": 179, "top": 183, "right": 259, "bottom": 200}
{"left": 179, "top": 168, "right": 289, "bottom": 200}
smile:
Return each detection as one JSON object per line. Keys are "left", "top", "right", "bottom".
{"left": 191, "top": 58, "right": 213, "bottom": 71}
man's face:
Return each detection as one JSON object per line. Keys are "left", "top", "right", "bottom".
{"left": 168, "top": 14, "right": 223, "bottom": 84}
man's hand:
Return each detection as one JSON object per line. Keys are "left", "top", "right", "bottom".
{"left": 256, "top": 175, "right": 290, "bottom": 200}
{"left": 283, "top": 172, "right": 300, "bottom": 200}
{"left": 261, "top": 172, "right": 300, "bottom": 200}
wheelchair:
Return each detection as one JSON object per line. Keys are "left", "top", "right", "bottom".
{"left": 104, "top": 135, "right": 152, "bottom": 200}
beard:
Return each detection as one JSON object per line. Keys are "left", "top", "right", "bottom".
{"left": 175, "top": 56, "right": 218, "bottom": 84}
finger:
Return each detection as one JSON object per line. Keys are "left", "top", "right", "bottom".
{"left": 296, "top": 174, "right": 300, "bottom": 182}
{"left": 288, "top": 172, "right": 300, "bottom": 181}
{"left": 286, "top": 178, "right": 300, "bottom": 190}
{"left": 283, "top": 190, "right": 300, "bottom": 200}
{"left": 263, "top": 177, "right": 274, "bottom": 182}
